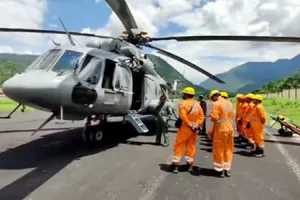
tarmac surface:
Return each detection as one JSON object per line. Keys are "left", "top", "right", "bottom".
{"left": 0, "top": 105, "right": 300, "bottom": 200}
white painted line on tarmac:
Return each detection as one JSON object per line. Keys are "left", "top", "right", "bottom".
{"left": 265, "top": 128, "right": 300, "bottom": 182}
{"left": 139, "top": 154, "right": 173, "bottom": 200}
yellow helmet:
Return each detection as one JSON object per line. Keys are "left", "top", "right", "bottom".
{"left": 253, "top": 94, "right": 263, "bottom": 101}
{"left": 220, "top": 91, "right": 229, "bottom": 98}
{"left": 246, "top": 93, "right": 255, "bottom": 99}
{"left": 183, "top": 87, "right": 195, "bottom": 95}
{"left": 236, "top": 93, "right": 243, "bottom": 99}
{"left": 209, "top": 89, "right": 220, "bottom": 98}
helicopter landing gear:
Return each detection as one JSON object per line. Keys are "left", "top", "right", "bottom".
{"left": 82, "top": 115, "right": 107, "bottom": 145}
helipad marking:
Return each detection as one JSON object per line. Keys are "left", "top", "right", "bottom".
{"left": 139, "top": 154, "right": 172, "bottom": 200}
{"left": 265, "top": 128, "right": 300, "bottom": 182}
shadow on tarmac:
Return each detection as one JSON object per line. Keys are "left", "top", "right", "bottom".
{"left": 0, "top": 127, "right": 74, "bottom": 134}
{"left": 159, "top": 164, "right": 219, "bottom": 177}
{"left": 0, "top": 117, "right": 157, "bottom": 200}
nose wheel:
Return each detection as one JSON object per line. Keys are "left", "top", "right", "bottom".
{"left": 82, "top": 116, "right": 107, "bottom": 145}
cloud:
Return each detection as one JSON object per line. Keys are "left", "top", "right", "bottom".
{"left": 0, "top": 0, "right": 48, "bottom": 53}
{"left": 2, "top": 0, "right": 300, "bottom": 84}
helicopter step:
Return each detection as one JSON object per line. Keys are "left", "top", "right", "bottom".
{"left": 124, "top": 110, "right": 149, "bottom": 134}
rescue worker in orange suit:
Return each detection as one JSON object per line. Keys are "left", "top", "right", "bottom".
{"left": 242, "top": 93, "right": 256, "bottom": 150}
{"left": 171, "top": 87, "right": 205, "bottom": 174}
{"left": 208, "top": 90, "right": 234, "bottom": 177}
{"left": 248, "top": 94, "right": 266, "bottom": 157}
{"left": 220, "top": 91, "right": 229, "bottom": 100}
{"left": 235, "top": 94, "right": 244, "bottom": 142}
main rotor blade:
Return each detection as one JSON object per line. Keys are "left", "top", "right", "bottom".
{"left": 0, "top": 28, "right": 115, "bottom": 39}
{"left": 105, "top": 0, "right": 138, "bottom": 34}
{"left": 145, "top": 44, "right": 225, "bottom": 84}
{"left": 150, "top": 35, "right": 300, "bottom": 43}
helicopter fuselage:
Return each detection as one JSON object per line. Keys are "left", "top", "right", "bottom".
{"left": 2, "top": 44, "right": 170, "bottom": 120}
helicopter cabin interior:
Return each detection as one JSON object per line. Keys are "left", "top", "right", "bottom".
{"left": 100, "top": 59, "right": 145, "bottom": 111}
{"left": 131, "top": 70, "right": 144, "bottom": 110}
{"left": 79, "top": 54, "right": 144, "bottom": 111}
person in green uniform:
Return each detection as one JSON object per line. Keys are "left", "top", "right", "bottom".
{"left": 155, "top": 94, "right": 171, "bottom": 147}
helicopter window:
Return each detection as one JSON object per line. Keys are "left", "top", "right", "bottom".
{"left": 28, "top": 49, "right": 62, "bottom": 71}
{"left": 113, "top": 65, "right": 131, "bottom": 90}
{"left": 78, "top": 56, "right": 103, "bottom": 85}
{"left": 51, "top": 50, "right": 83, "bottom": 72}
{"left": 102, "top": 59, "right": 116, "bottom": 89}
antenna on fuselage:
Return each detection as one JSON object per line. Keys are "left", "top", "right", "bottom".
{"left": 58, "top": 17, "right": 76, "bottom": 46}
{"left": 51, "top": 39, "right": 60, "bottom": 46}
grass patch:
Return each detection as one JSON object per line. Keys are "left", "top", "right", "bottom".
{"left": 230, "top": 98, "right": 300, "bottom": 128}
{"left": 0, "top": 97, "right": 36, "bottom": 113}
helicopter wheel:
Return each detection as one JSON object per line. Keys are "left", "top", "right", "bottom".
{"left": 91, "top": 130, "right": 104, "bottom": 142}
{"left": 82, "top": 123, "right": 107, "bottom": 145}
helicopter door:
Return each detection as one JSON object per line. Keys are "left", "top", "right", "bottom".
{"left": 101, "top": 59, "right": 132, "bottom": 114}
{"left": 112, "top": 64, "right": 133, "bottom": 112}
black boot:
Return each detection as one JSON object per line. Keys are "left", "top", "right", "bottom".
{"left": 254, "top": 149, "right": 264, "bottom": 158}
{"left": 219, "top": 170, "right": 225, "bottom": 178}
{"left": 225, "top": 170, "right": 231, "bottom": 177}
{"left": 162, "top": 143, "right": 169, "bottom": 147}
{"left": 171, "top": 164, "right": 179, "bottom": 174}
{"left": 186, "top": 163, "right": 193, "bottom": 173}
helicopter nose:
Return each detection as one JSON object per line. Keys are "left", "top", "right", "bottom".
{"left": 2, "top": 72, "right": 68, "bottom": 110}
{"left": 2, "top": 75, "right": 21, "bottom": 100}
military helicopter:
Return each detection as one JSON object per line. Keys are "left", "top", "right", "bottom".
{"left": 1, "top": 0, "right": 300, "bottom": 144}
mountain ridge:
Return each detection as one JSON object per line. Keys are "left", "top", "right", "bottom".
{"left": 199, "top": 54, "right": 300, "bottom": 93}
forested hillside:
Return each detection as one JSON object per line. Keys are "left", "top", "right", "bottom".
{"left": 255, "top": 70, "right": 300, "bottom": 93}
{"left": 0, "top": 54, "right": 37, "bottom": 85}
{"left": 146, "top": 54, "right": 208, "bottom": 96}
{"left": 199, "top": 54, "right": 300, "bottom": 93}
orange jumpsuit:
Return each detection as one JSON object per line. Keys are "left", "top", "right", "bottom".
{"left": 172, "top": 98, "right": 205, "bottom": 165}
{"left": 249, "top": 103, "right": 266, "bottom": 150}
{"left": 238, "top": 101, "right": 248, "bottom": 138}
{"left": 209, "top": 96, "right": 234, "bottom": 171}
{"left": 242, "top": 102, "right": 256, "bottom": 144}
{"left": 235, "top": 101, "right": 243, "bottom": 135}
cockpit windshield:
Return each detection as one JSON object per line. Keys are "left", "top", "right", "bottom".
{"left": 26, "top": 49, "right": 62, "bottom": 71}
{"left": 51, "top": 50, "right": 83, "bottom": 73}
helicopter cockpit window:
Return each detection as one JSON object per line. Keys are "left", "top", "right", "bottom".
{"left": 51, "top": 50, "right": 83, "bottom": 73}
{"left": 27, "top": 49, "right": 62, "bottom": 71}
{"left": 78, "top": 55, "right": 103, "bottom": 85}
